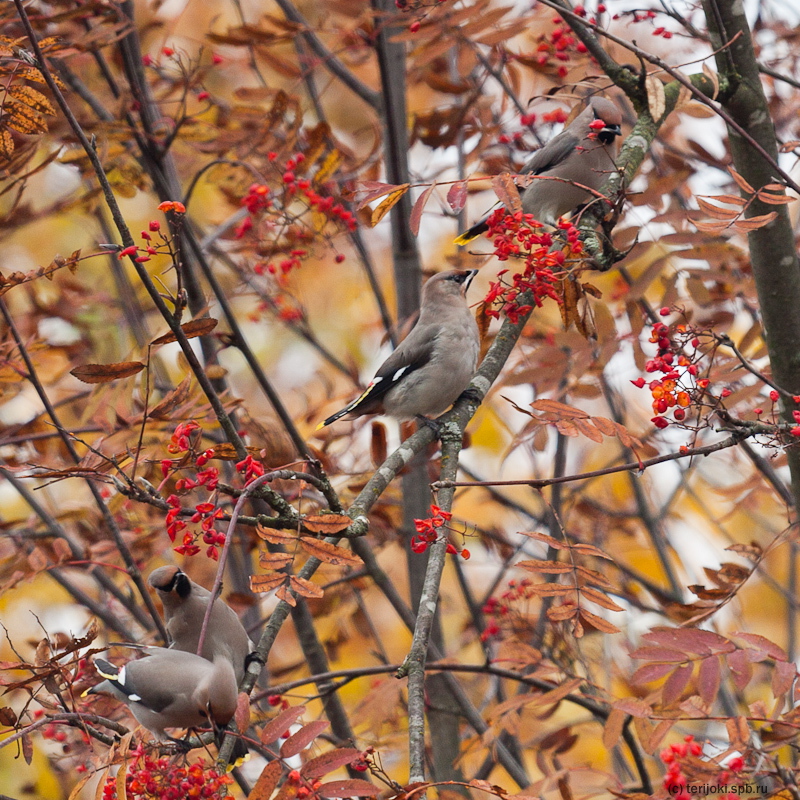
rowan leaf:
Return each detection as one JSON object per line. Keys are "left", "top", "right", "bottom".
{"left": 302, "top": 513, "right": 352, "bottom": 535}
{"left": 70, "top": 361, "right": 145, "bottom": 383}
{"left": 248, "top": 761, "right": 283, "bottom": 800}
{"left": 369, "top": 185, "right": 410, "bottom": 226}
{"left": 280, "top": 720, "right": 329, "bottom": 758}
{"left": 302, "top": 748, "right": 362, "bottom": 779}
{"left": 261, "top": 706, "right": 305, "bottom": 745}
{"left": 299, "top": 537, "right": 363, "bottom": 566}
{"left": 250, "top": 573, "right": 287, "bottom": 593}
{"left": 409, "top": 182, "right": 436, "bottom": 236}
{"left": 317, "top": 780, "right": 379, "bottom": 798}
{"left": 662, "top": 663, "right": 693, "bottom": 704}
{"left": 151, "top": 318, "right": 218, "bottom": 345}
{"left": 447, "top": 180, "right": 468, "bottom": 213}
{"left": 290, "top": 575, "right": 324, "bottom": 598}
{"left": 491, "top": 172, "right": 522, "bottom": 213}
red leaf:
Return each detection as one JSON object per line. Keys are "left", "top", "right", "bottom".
{"left": 302, "top": 748, "right": 362, "bottom": 779}
{"left": 734, "top": 632, "right": 787, "bottom": 661}
{"left": 409, "top": 183, "right": 436, "bottom": 236}
{"left": 697, "top": 656, "right": 721, "bottom": 705}
{"left": 631, "top": 662, "right": 675, "bottom": 684}
{"left": 447, "top": 180, "right": 468, "bottom": 213}
{"left": 727, "top": 649, "right": 753, "bottom": 691}
{"left": 279, "top": 719, "right": 329, "bottom": 758}
{"left": 662, "top": 663, "right": 693, "bottom": 705}
{"left": 260, "top": 706, "right": 305, "bottom": 745}
{"left": 772, "top": 659, "right": 796, "bottom": 698}
{"left": 316, "top": 780, "right": 379, "bottom": 798}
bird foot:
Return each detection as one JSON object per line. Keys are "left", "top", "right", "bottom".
{"left": 415, "top": 416, "right": 442, "bottom": 436}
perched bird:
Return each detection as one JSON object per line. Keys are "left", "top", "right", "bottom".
{"left": 455, "top": 96, "right": 623, "bottom": 244}
{"left": 84, "top": 648, "right": 237, "bottom": 741}
{"left": 317, "top": 269, "right": 480, "bottom": 428}
{"left": 148, "top": 566, "right": 253, "bottom": 686}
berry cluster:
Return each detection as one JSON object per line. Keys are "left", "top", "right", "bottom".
{"left": 660, "top": 735, "right": 745, "bottom": 800}
{"left": 161, "top": 421, "right": 224, "bottom": 559}
{"left": 480, "top": 578, "right": 533, "bottom": 642}
{"left": 629, "top": 316, "right": 700, "bottom": 429}
{"left": 411, "top": 505, "right": 469, "bottom": 558}
{"left": 523, "top": 17, "right": 591, "bottom": 79}
{"left": 101, "top": 748, "right": 233, "bottom": 800}
{"left": 482, "top": 213, "right": 579, "bottom": 323}
{"left": 117, "top": 209, "right": 182, "bottom": 266}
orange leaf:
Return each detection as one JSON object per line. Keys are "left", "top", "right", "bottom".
{"left": 299, "top": 537, "right": 363, "bottom": 566}
{"left": 258, "top": 552, "right": 293, "bottom": 570}
{"left": 578, "top": 608, "right": 621, "bottom": 634}
{"left": 728, "top": 167, "right": 754, "bottom": 194}
{"left": 369, "top": 185, "right": 410, "bottom": 226}
{"left": 248, "top": 761, "right": 283, "bottom": 800}
{"left": 516, "top": 559, "right": 573, "bottom": 574}
{"left": 531, "top": 398, "right": 590, "bottom": 418}
{"left": 70, "top": 361, "right": 145, "bottom": 384}
{"left": 250, "top": 573, "right": 287, "bottom": 594}
{"left": 289, "top": 575, "right": 324, "bottom": 599}
{"left": 302, "top": 513, "right": 352, "bottom": 535}
{"left": 256, "top": 525, "right": 297, "bottom": 546}
{"left": 602, "top": 707, "right": 626, "bottom": 749}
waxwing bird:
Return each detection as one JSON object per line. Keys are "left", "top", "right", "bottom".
{"left": 84, "top": 648, "right": 237, "bottom": 740}
{"left": 455, "top": 96, "right": 622, "bottom": 244}
{"left": 317, "top": 269, "right": 480, "bottom": 427}
{"left": 148, "top": 566, "right": 253, "bottom": 686}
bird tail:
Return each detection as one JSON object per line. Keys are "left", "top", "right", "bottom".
{"left": 315, "top": 383, "right": 375, "bottom": 429}
{"left": 454, "top": 217, "right": 489, "bottom": 246}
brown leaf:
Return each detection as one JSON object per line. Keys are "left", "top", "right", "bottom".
{"left": 578, "top": 608, "right": 621, "bottom": 634}
{"left": 728, "top": 167, "right": 755, "bottom": 194}
{"left": 261, "top": 706, "right": 305, "bottom": 745}
{"left": 317, "top": 781, "right": 379, "bottom": 798}
{"left": 256, "top": 525, "right": 297, "bottom": 546}
{"left": 579, "top": 586, "right": 624, "bottom": 612}
{"left": 409, "top": 183, "right": 436, "bottom": 236}
{"left": 70, "top": 361, "right": 145, "bottom": 384}
{"left": 289, "top": 575, "right": 324, "bottom": 599}
{"left": 148, "top": 377, "right": 192, "bottom": 419}
{"left": 280, "top": 719, "right": 329, "bottom": 758}
{"left": 696, "top": 197, "right": 741, "bottom": 220}
{"left": 302, "top": 748, "right": 362, "bottom": 779}
{"left": 276, "top": 583, "right": 296, "bottom": 606}
{"left": 370, "top": 421, "right": 387, "bottom": 467}
{"left": 516, "top": 559, "right": 573, "bottom": 574}
{"left": 250, "top": 573, "right": 287, "bottom": 593}
{"left": 303, "top": 513, "right": 352, "bottom": 535}
{"left": 531, "top": 399, "right": 590, "bottom": 418}
{"left": 733, "top": 212, "right": 777, "bottom": 232}
{"left": 259, "top": 551, "right": 293, "bottom": 569}
{"left": 491, "top": 172, "right": 522, "bottom": 214}
{"left": 602, "top": 707, "right": 626, "bottom": 749}
{"left": 21, "top": 732, "right": 33, "bottom": 765}
{"left": 248, "top": 761, "right": 283, "bottom": 800}
{"left": 299, "top": 537, "right": 363, "bottom": 566}
{"left": 151, "top": 318, "right": 218, "bottom": 346}
{"left": 701, "top": 63, "right": 720, "bottom": 99}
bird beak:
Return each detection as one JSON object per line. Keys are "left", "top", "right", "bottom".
{"left": 464, "top": 269, "right": 478, "bottom": 293}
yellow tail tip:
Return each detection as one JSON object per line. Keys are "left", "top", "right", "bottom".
{"left": 315, "top": 420, "right": 328, "bottom": 431}
{"left": 453, "top": 231, "right": 476, "bottom": 246}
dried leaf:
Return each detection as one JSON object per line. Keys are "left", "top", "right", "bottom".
{"left": 299, "top": 537, "right": 363, "bottom": 566}
{"left": 303, "top": 514, "right": 352, "bottom": 535}
{"left": 256, "top": 525, "right": 297, "bottom": 546}
{"left": 289, "top": 575, "right": 324, "bottom": 599}
{"left": 70, "top": 361, "right": 145, "bottom": 384}
{"left": 370, "top": 421, "right": 387, "bottom": 467}
{"left": 516, "top": 559, "right": 573, "bottom": 574}
{"left": 151, "top": 318, "right": 218, "bottom": 346}
{"left": 733, "top": 212, "right": 777, "bottom": 231}
{"left": 578, "top": 608, "right": 621, "bottom": 634}
{"left": 259, "top": 551, "right": 293, "bottom": 569}
{"left": 531, "top": 399, "right": 590, "bottom": 418}
{"left": 602, "top": 707, "right": 626, "bottom": 749}
{"left": 728, "top": 168, "right": 755, "bottom": 195}
{"left": 701, "top": 63, "right": 720, "bottom": 99}
{"left": 250, "top": 573, "right": 287, "bottom": 593}
{"left": 369, "top": 186, "right": 410, "bottom": 226}
{"left": 579, "top": 586, "right": 624, "bottom": 612}
{"left": 276, "top": 583, "right": 296, "bottom": 606}
{"left": 491, "top": 172, "right": 522, "bottom": 213}
{"left": 148, "top": 377, "right": 192, "bottom": 420}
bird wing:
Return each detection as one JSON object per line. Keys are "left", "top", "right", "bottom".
{"left": 92, "top": 658, "right": 173, "bottom": 712}
{"left": 520, "top": 130, "right": 580, "bottom": 176}
{"left": 318, "top": 331, "right": 436, "bottom": 427}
